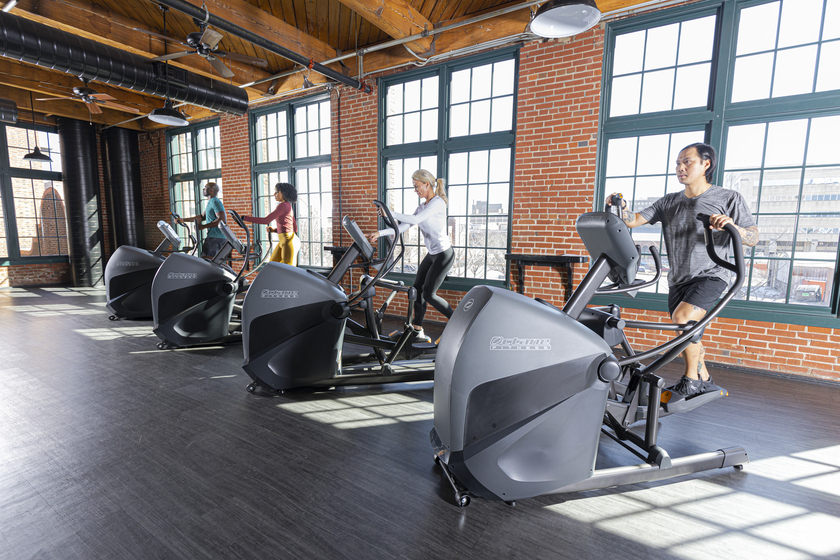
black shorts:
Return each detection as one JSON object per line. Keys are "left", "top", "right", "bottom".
{"left": 668, "top": 277, "right": 727, "bottom": 316}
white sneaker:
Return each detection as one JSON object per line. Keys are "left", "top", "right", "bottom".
{"left": 412, "top": 327, "right": 432, "bottom": 343}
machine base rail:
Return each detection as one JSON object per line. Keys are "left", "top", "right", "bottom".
{"left": 550, "top": 447, "right": 748, "bottom": 494}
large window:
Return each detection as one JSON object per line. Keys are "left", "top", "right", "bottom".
{"left": 251, "top": 95, "right": 332, "bottom": 267}
{"left": 166, "top": 122, "right": 221, "bottom": 251}
{"left": 0, "top": 124, "right": 65, "bottom": 264}
{"left": 379, "top": 50, "right": 518, "bottom": 287}
{"left": 599, "top": 0, "right": 840, "bottom": 325}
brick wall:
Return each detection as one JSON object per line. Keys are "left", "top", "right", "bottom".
{"left": 0, "top": 262, "right": 71, "bottom": 287}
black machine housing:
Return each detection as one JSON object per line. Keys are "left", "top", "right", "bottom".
{"left": 431, "top": 210, "right": 748, "bottom": 506}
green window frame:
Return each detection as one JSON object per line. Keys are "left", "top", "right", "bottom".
{"left": 166, "top": 120, "right": 222, "bottom": 252}
{"left": 378, "top": 48, "right": 519, "bottom": 291}
{"left": 597, "top": 0, "right": 840, "bottom": 327}
{"left": 0, "top": 123, "right": 66, "bottom": 265}
{"left": 250, "top": 94, "right": 332, "bottom": 268}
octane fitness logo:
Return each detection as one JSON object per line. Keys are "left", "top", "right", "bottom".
{"left": 167, "top": 272, "right": 198, "bottom": 279}
{"left": 261, "top": 289, "right": 299, "bottom": 298}
{"left": 490, "top": 336, "right": 551, "bottom": 350}
{"left": 113, "top": 261, "right": 140, "bottom": 266}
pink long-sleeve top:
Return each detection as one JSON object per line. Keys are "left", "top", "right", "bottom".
{"left": 243, "top": 201, "right": 297, "bottom": 234}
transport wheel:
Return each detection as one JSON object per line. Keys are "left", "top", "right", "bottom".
{"left": 156, "top": 342, "right": 167, "bottom": 350}
{"left": 734, "top": 464, "right": 744, "bottom": 471}
{"left": 246, "top": 383, "right": 257, "bottom": 393}
{"left": 108, "top": 315, "right": 117, "bottom": 321}
{"left": 456, "top": 493, "right": 471, "bottom": 508}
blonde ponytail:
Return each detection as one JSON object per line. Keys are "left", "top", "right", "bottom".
{"left": 435, "top": 178, "right": 448, "bottom": 205}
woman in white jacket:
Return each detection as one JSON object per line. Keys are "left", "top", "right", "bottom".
{"left": 367, "top": 169, "right": 455, "bottom": 342}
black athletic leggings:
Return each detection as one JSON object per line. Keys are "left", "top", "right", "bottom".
{"left": 413, "top": 247, "right": 455, "bottom": 326}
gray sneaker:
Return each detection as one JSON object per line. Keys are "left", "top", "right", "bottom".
{"left": 412, "top": 328, "right": 432, "bottom": 343}
{"left": 671, "top": 375, "right": 704, "bottom": 398}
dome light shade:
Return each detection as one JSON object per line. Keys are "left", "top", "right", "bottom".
{"left": 148, "top": 99, "right": 189, "bottom": 127}
{"left": 531, "top": 0, "right": 601, "bottom": 38}
{"left": 23, "top": 146, "right": 52, "bottom": 162}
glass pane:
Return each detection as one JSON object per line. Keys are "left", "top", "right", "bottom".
{"left": 678, "top": 15, "right": 716, "bottom": 65}
{"left": 308, "top": 131, "right": 318, "bottom": 157}
{"left": 606, "top": 137, "right": 638, "bottom": 177}
{"left": 758, "top": 215, "right": 796, "bottom": 258}
{"left": 469, "top": 185, "right": 488, "bottom": 216}
{"left": 614, "top": 30, "right": 645, "bottom": 75}
{"left": 468, "top": 151, "right": 489, "bottom": 183}
{"left": 404, "top": 80, "right": 421, "bottom": 113}
{"left": 404, "top": 112, "right": 420, "bottom": 144}
{"left": 772, "top": 45, "right": 818, "bottom": 97}
{"left": 610, "top": 74, "right": 641, "bottom": 117}
{"left": 750, "top": 259, "right": 788, "bottom": 302}
{"left": 637, "top": 134, "right": 670, "bottom": 175}
{"left": 765, "top": 119, "right": 808, "bottom": 168}
{"left": 724, "top": 170, "right": 761, "bottom": 213}
{"left": 490, "top": 96, "right": 513, "bottom": 132}
{"left": 605, "top": 177, "right": 635, "bottom": 201}
{"left": 387, "top": 115, "right": 403, "bottom": 146}
{"left": 466, "top": 247, "right": 486, "bottom": 278}
{"left": 493, "top": 59, "right": 515, "bottom": 97}
{"left": 826, "top": 0, "right": 840, "bottom": 40}
{"left": 387, "top": 84, "right": 403, "bottom": 115}
{"left": 471, "top": 64, "right": 492, "bottom": 101}
{"left": 295, "top": 106, "right": 306, "bottom": 130}
{"left": 807, "top": 117, "right": 840, "bottom": 165}
{"left": 450, "top": 104, "right": 469, "bottom": 137}
{"left": 777, "top": 0, "right": 823, "bottom": 48}
{"left": 422, "top": 76, "right": 438, "bottom": 109}
{"left": 449, "top": 152, "right": 468, "bottom": 184}
{"left": 451, "top": 69, "right": 471, "bottom": 104}
{"left": 307, "top": 104, "right": 318, "bottom": 130}
{"left": 488, "top": 183, "right": 509, "bottom": 216}
{"left": 320, "top": 129, "right": 330, "bottom": 156}
{"left": 449, "top": 185, "right": 467, "bottom": 215}
{"left": 644, "top": 23, "right": 679, "bottom": 70}
{"left": 737, "top": 2, "right": 780, "bottom": 56}
{"left": 816, "top": 40, "right": 840, "bottom": 92}
{"left": 725, "top": 124, "right": 766, "bottom": 169}
{"left": 421, "top": 109, "right": 438, "bottom": 141}
{"left": 797, "top": 216, "right": 840, "bottom": 257}
{"left": 635, "top": 175, "right": 667, "bottom": 204}
{"left": 732, "top": 52, "right": 774, "bottom": 102}
{"left": 319, "top": 101, "right": 330, "bottom": 130}
{"left": 673, "top": 63, "right": 711, "bottom": 109}
{"left": 640, "top": 68, "right": 675, "bottom": 113}
{"left": 761, "top": 169, "right": 802, "bottom": 213}
{"left": 791, "top": 260, "right": 834, "bottom": 307}
{"left": 489, "top": 148, "right": 511, "bottom": 183}
{"left": 470, "top": 100, "right": 491, "bottom": 135}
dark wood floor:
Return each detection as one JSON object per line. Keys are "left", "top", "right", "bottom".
{"left": 2, "top": 286, "right": 839, "bottom": 560}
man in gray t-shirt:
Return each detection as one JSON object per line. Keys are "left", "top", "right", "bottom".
{"left": 607, "top": 143, "right": 759, "bottom": 398}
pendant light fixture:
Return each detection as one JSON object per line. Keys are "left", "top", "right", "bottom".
{"left": 148, "top": 5, "right": 189, "bottom": 127}
{"left": 530, "top": 0, "right": 602, "bottom": 38}
{"left": 23, "top": 90, "right": 52, "bottom": 162}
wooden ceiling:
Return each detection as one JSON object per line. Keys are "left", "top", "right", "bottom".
{"left": 0, "top": 0, "right": 659, "bottom": 131}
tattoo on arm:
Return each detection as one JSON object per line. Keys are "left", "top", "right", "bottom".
{"left": 736, "top": 225, "right": 759, "bottom": 247}
{"left": 622, "top": 207, "right": 634, "bottom": 225}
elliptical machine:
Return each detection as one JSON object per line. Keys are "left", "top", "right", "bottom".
{"left": 105, "top": 214, "right": 196, "bottom": 320}
{"left": 431, "top": 208, "right": 748, "bottom": 506}
{"left": 241, "top": 201, "right": 437, "bottom": 393}
{"left": 151, "top": 209, "right": 255, "bottom": 349}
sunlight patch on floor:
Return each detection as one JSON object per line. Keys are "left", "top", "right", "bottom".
{"left": 276, "top": 392, "right": 433, "bottom": 429}
{"left": 73, "top": 327, "right": 157, "bottom": 341}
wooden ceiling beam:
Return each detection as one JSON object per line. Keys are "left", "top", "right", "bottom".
{"left": 335, "top": 0, "right": 434, "bottom": 54}
{"left": 14, "top": 0, "right": 271, "bottom": 99}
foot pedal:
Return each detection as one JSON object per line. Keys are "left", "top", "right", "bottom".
{"left": 661, "top": 384, "right": 727, "bottom": 413}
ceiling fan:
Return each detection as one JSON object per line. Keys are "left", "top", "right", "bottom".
{"left": 36, "top": 86, "right": 141, "bottom": 115}
{"left": 138, "top": 17, "right": 269, "bottom": 79}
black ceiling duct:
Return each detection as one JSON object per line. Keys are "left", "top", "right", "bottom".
{"left": 0, "top": 98, "right": 17, "bottom": 123}
{"left": 0, "top": 11, "right": 248, "bottom": 116}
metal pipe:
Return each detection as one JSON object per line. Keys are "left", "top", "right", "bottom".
{"left": 155, "top": 0, "right": 371, "bottom": 93}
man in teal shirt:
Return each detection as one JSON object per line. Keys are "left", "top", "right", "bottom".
{"left": 182, "top": 182, "right": 226, "bottom": 258}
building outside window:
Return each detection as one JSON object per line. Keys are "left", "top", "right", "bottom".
{"left": 251, "top": 95, "right": 331, "bottom": 267}
{"left": 598, "top": 0, "right": 840, "bottom": 324}
{"left": 379, "top": 49, "right": 518, "bottom": 288}
{"left": 0, "top": 124, "right": 65, "bottom": 264}
{"left": 166, "top": 121, "right": 222, "bottom": 252}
